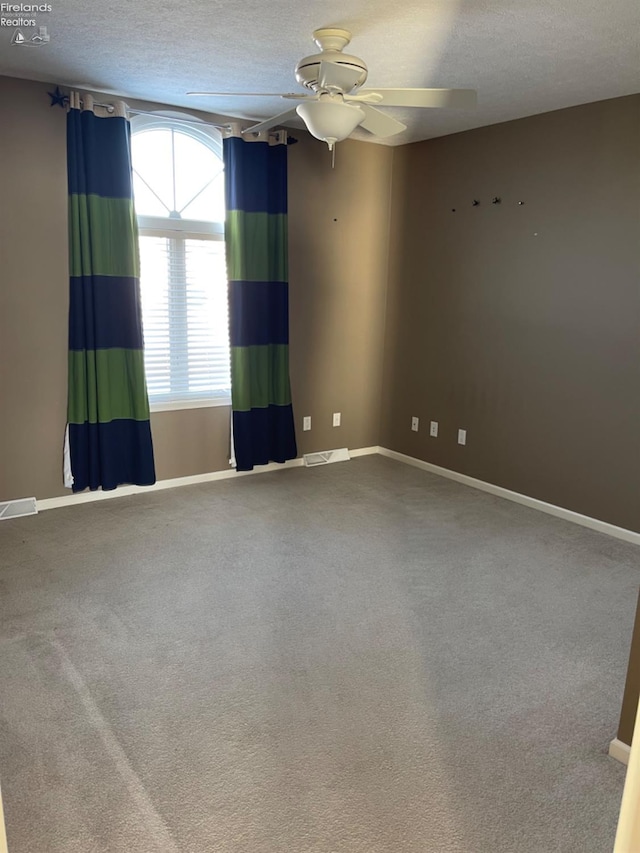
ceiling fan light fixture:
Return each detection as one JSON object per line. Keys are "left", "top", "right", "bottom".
{"left": 296, "top": 99, "right": 365, "bottom": 149}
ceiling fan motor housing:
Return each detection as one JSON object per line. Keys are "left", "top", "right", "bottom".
{"left": 295, "top": 52, "right": 368, "bottom": 92}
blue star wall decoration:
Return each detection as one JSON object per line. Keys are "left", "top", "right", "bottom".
{"left": 48, "top": 86, "right": 67, "bottom": 108}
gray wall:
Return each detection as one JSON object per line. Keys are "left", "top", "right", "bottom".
{"left": 381, "top": 95, "right": 640, "bottom": 533}
{"left": 0, "top": 76, "right": 391, "bottom": 501}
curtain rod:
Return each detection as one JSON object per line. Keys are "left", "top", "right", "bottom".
{"left": 61, "top": 92, "right": 294, "bottom": 139}
{"left": 128, "top": 107, "right": 230, "bottom": 130}
{"left": 84, "top": 100, "right": 230, "bottom": 130}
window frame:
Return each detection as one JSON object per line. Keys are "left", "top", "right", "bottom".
{"left": 131, "top": 114, "right": 230, "bottom": 412}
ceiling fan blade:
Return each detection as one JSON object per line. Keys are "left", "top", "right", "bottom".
{"left": 358, "top": 104, "right": 407, "bottom": 138}
{"left": 187, "top": 91, "right": 301, "bottom": 98}
{"left": 318, "top": 61, "right": 365, "bottom": 93}
{"left": 241, "top": 108, "right": 299, "bottom": 135}
{"left": 354, "top": 88, "right": 477, "bottom": 109}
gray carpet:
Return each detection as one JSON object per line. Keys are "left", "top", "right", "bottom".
{"left": 0, "top": 455, "right": 637, "bottom": 853}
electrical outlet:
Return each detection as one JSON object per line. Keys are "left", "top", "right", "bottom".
{"left": 458, "top": 429, "right": 467, "bottom": 445}
{"left": 411, "top": 417, "right": 419, "bottom": 432}
{"left": 430, "top": 421, "right": 438, "bottom": 437}
{"left": 333, "top": 412, "right": 341, "bottom": 427}
{"left": 303, "top": 416, "right": 311, "bottom": 431}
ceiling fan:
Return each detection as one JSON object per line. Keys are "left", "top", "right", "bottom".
{"left": 188, "top": 28, "right": 477, "bottom": 149}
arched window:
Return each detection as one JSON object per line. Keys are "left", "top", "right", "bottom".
{"left": 131, "top": 115, "right": 230, "bottom": 408}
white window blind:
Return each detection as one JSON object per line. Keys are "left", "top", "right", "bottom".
{"left": 139, "top": 234, "right": 231, "bottom": 404}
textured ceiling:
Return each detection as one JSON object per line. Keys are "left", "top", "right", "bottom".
{"left": 0, "top": 0, "right": 638, "bottom": 144}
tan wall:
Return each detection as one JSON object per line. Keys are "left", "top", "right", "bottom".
{"left": 618, "top": 591, "right": 640, "bottom": 746}
{"left": 0, "top": 77, "right": 69, "bottom": 502}
{"left": 381, "top": 95, "right": 640, "bottom": 533}
{"left": 288, "top": 136, "right": 391, "bottom": 455}
{"left": 0, "top": 76, "right": 391, "bottom": 501}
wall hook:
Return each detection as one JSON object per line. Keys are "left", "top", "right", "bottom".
{"left": 517, "top": 200, "right": 525, "bottom": 205}
{"left": 472, "top": 199, "right": 480, "bottom": 206}
{"left": 492, "top": 197, "right": 501, "bottom": 204}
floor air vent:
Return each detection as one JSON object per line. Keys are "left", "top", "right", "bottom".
{"left": 0, "top": 497, "right": 37, "bottom": 521}
{"left": 303, "top": 448, "right": 350, "bottom": 467}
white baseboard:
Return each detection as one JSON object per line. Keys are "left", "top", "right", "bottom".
{"left": 33, "top": 445, "right": 640, "bottom": 546}
{"left": 36, "top": 446, "right": 380, "bottom": 512}
{"left": 609, "top": 738, "right": 631, "bottom": 765}
{"left": 377, "top": 447, "right": 640, "bottom": 547}
{"left": 350, "top": 446, "right": 380, "bottom": 458}
{"left": 37, "top": 459, "right": 303, "bottom": 511}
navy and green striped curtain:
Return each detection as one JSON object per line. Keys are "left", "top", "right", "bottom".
{"left": 65, "top": 94, "right": 155, "bottom": 492}
{"left": 223, "top": 133, "right": 297, "bottom": 471}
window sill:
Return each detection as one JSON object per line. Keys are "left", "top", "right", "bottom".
{"left": 150, "top": 397, "right": 231, "bottom": 413}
